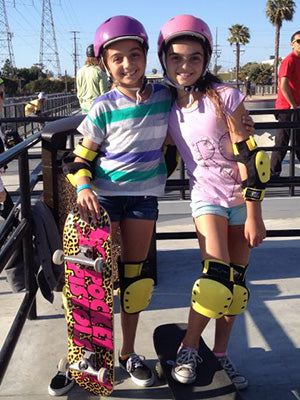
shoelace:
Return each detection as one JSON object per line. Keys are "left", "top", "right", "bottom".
{"left": 57, "top": 371, "right": 73, "bottom": 384}
{"left": 219, "top": 356, "right": 239, "bottom": 378}
{"left": 176, "top": 347, "right": 202, "bottom": 370}
{"left": 126, "top": 354, "right": 145, "bottom": 373}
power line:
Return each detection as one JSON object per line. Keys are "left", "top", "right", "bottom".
{"left": 71, "top": 30, "right": 79, "bottom": 82}
{"left": 212, "top": 27, "right": 221, "bottom": 72}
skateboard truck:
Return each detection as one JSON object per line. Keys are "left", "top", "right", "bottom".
{"left": 59, "top": 351, "right": 108, "bottom": 383}
{"left": 53, "top": 249, "right": 105, "bottom": 272}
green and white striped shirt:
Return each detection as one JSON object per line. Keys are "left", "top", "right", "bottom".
{"left": 77, "top": 83, "right": 172, "bottom": 197}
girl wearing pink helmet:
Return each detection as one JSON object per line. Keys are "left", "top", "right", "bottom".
{"left": 158, "top": 15, "right": 268, "bottom": 388}
{"left": 52, "top": 15, "right": 173, "bottom": 392}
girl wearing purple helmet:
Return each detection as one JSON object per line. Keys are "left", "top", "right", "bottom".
{"left": 158, "top": 15, "right": 269, "bottom": 388}
{"left": 67, "top": 15, "right": 172, "bottom": 390}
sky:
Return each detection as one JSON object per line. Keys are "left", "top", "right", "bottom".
{"left": 3, "top": 0, "right": 300, "bottom": 77}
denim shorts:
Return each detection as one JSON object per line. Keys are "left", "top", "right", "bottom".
{"left": 97, "top": 195, "right": 158, "bottom": 222}
{"left": 191, "top": 200, "right": 246, "bottom": 226}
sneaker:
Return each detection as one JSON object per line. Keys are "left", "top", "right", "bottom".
{"left": 217, "top": 355, "right": 248, "bottom": 390}
{"left": 48, "top": 370, "right": 74, "bottom": 396}
{"left": 171, "top": 344, "right": 202, "bottom": 384}
{"left": 119, "top": 353, "right": 154, "bottom": 387}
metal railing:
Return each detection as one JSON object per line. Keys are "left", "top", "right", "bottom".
{"left": 0, "top": 133, "right": 42, "bottom": 385}
{"left": 2, "top": 93, "right": 79, "bottom": 138}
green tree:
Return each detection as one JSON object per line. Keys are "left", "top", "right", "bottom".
{"left": 1, "top": 59, "right": 17, "bottom": 78}
{"left": 240, "top": 62, "right": 273, "bottom": 85}
{"left": 266, "top": 0, "right": 296, "bottom": 92}
{"left": 227, "top": 24, "right": 250, "bottom": 89}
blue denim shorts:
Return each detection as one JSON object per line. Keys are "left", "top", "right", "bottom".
{"left": 97, "top": 195, "right": 158, "bottom": 222}
{"left": 191, "top": 200, "right": 246, "bottom": 226}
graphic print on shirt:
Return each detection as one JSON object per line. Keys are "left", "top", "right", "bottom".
{"left": 191, "top": 132, "right": 241, "bottom": 200}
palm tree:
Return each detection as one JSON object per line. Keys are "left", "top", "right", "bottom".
{"left": 227, "top": 24, "right": 250, "bottom": 89}
{"left": 266, "top": 0, "right": 296, "bottom": 92}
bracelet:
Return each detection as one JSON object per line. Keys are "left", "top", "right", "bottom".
{"left": 76, "top": 184, "right": 92, "bottom": 194}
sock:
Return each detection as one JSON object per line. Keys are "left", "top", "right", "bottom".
{"left": 120, "top": 352, "right": 134, "bottom": 360}
{"left": 214, "top": 352, "right": 227, "bottom": 358}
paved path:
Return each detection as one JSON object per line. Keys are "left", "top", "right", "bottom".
{"left": 1, "top": 196, "right": 300, "bottom": 400}
{"left": 1, "top": 108, "right": 300, "bottom": 399}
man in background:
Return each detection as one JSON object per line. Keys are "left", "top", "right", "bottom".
{"left": 76, "top": 44, "right": 108, "bottom": 113}
{"left": 271, "top": 31, "right": 300, "bottom": 176}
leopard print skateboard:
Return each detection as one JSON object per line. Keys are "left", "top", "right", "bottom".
{"left": 53, "top": 206, "right": 114, "bottom": 396}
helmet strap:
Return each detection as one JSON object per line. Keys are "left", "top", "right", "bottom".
{"left": 116, "top": 76, "right": 148, "bottom": 105}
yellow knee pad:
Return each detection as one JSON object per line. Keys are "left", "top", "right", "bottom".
{"left": 118, "top": 259, "right": 154, "bottom": 314}
{"left": 226, "top": 263, "right": 250, "bottom": 316}
{"left": 191, "top": 259, "right": 234, "bottom": 319}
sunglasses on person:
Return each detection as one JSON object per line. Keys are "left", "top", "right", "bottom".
{"left": 0, "top": 92, "right": 3, "bottom": 98}
{"left": 292, "top": 39, "right": 300, "bottom": 44}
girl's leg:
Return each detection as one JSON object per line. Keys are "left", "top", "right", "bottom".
{"left": 213, "top": 224, "right": 251, "bottom": 390}
{"left": 118, "top": 218, "right": 155, "bottom": 355}
{"left": 183, "top": 214, "right": 230, "bottom": 349}
{"left": 214, "top": 224, "right": 251, "bottom": 353}
{"left": 172, "top": 214, "right": 231, "bottom": 384}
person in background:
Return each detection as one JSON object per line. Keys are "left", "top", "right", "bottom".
{"left": 245, "top": 77, "right": 252, "bottom": 98}
{"left": 158, "top": 14, "right": 269, "bottom": 390}
{"left": 271, "top": 30, "right": 300, "bottom": 177}
{"left": 76, "top": 44, "right": 109, "bottom": 113}
{"left": 24, "top": 91, "right": 47, "bottom": 116}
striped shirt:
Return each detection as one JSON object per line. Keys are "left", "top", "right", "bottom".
{"left": 77, "top": 83, "right": 172, "bottom": 197}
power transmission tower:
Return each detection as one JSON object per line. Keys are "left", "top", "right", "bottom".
{"left": 39, "top": 0, "right": 61, "bottom": 76}
{"left": 71, "top": 30, "right": 80, "bottom": 88}
{"left": 212, "top": 28, "right": 221, "bottom": 74}
{"left": 0, "top": 0, "right": 16, "bottom": 69}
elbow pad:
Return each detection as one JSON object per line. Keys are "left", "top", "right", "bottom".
{"left": 233, "top": 135, "right": 270, "bottom": 201}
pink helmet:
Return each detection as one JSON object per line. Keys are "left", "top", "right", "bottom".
{"left": 94, "top": 15, "right": 149, "bottom": 58}
{"left": 158, "top": 14, "right": 213, "bottom": 64}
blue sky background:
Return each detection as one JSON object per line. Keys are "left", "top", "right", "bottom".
{"left": 4, "top": 0, "right": 300, "bottom": 76}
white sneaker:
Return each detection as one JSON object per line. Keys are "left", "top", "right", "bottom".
{"left": 48, "top": 370, "right": 74, "bottom": 396}
{"left": 171, "top": 344, "right": 202, "bottom": 384}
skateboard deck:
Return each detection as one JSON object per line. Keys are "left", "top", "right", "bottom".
{"left": 153, "top": 323, "right": 243, "bottom": 400}
{"left": 53, "top": 206, "right": 114, "bottom": 396}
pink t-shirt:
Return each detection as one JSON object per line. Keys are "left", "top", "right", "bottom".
{"left": 168, "top": 83, "right": 245, "bottom": 208}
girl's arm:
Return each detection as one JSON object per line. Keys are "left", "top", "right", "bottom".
{"left": 75, "top": 137, "right": 100, "bottom": 223}
{"left": 227, "top": 103, "right": 266, "bottom": 248}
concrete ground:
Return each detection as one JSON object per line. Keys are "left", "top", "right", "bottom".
{"left": 1, "top": 195, "right": 300, "bottom": 400}
{"left": 1, "top": 104, "right": 300, "bottom": 399}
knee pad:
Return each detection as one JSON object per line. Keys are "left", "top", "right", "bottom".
{"left": 191, "top": 259, "right": 234, "bottom": 319}
{"left": 118, "top": 258, "right": 154, "bottom": 314}
{"left": 226, "top": 263, "right": 250, "bottom": 316}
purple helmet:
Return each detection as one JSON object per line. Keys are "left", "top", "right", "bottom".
{"left": 94, "top": 15, "right": 149, "bottom": 58}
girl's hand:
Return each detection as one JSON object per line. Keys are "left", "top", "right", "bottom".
{"left": 244, "top": 215, "right": 266, "bottom": 248}
{"left": 0, "top": 190, "right": 6, "bottom": 203}
{"left": 77, "top": 188, "right": 100, "bottom": 223}
{"left": 242, "top": 111, "right": 255, "bottom": 134}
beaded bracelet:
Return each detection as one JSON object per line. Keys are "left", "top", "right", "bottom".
{"left": 76, "top": 184, "right": 92, "bottom": 194}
